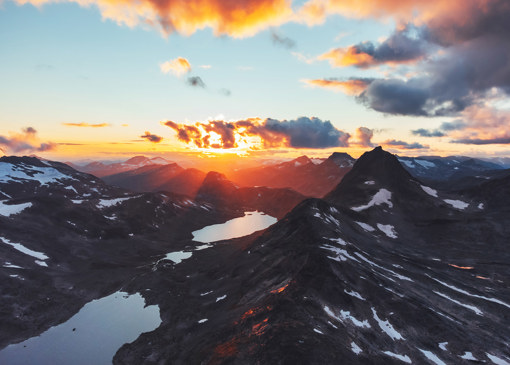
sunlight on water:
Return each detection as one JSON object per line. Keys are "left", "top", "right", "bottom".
{"left": 0, "top": 292, "right": 161, "bottom": 365}
{"left": 192, "top": 211, "right": 277, "bottom": 243}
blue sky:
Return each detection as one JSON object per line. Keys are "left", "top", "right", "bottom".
{"left": 1, "top": 0, "right": 509, "bottom": 160}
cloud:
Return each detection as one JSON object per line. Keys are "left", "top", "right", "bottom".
{"left": 140, "top": 131, "right": 163, "bottom": 143}
{"left": 160, "top": 57, "right": 191, "bottom": 76}
{"left": 411, "top": 128, "right": 445, "bottom": 137}
{"left": 382, "top": 139, "right": 429, "bottom": 150}
{"left": 319, "top": 27, "right": 428, "bottom": 69}
{"left": 164, "top": 117, "right": 350, "bottom": 149}
{"left": 16, "top": 0, "right": 293, "bottom": 38}
{"left": 187, "top": 76, "right": 206, "bottom": 88}
{"left": 355, "top": 127, "right": 374, "bottom": 147}
{"left": 302, "top": 78, "right": 373, "bottom": 95}
{"left": 452, "top": 137, "right": 510, "bottom": 145}
{"left": 271, "top": 30, "right": 296, "bottom": 49}
{"left": 0, "top": 127, "right": 56, "bottom": 154}
{"left": 219, "top": 88, "right": 231, "bottom": 96}
{"left": 309, "top": 0, "right": 510, "bottom": 120}
{"left": 62, "top": 122, "right": 110, "bottom": 127}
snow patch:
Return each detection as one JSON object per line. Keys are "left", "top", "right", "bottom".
{"left": 216, "top": 295, "right": 227, "bottom": 302}
{"left": 478, "top": 203, "right": 484, "bottom": 209}
{"left": 321, "top": 244, "right": 360, "bottom": 262}
{"left": 313, "top": 328, "right": 323, "bottom": 334}
{"left": 421, "top": 185, "right": 438, "bottom": 197}
{"left": 364, "top": 180, "right": 375, "bottom": 185}
{"left": 418, "top": 349, "right": 446, "bottom": 365}
{"left": 351, "top": 342, "right": 362, "bottom": 355}
{"left": 0, "top": 162, "right": 77, "bottom": 186}
{"left": 356, "top": 221, "right": 375, "bottom": 232}
{"left": 344, "top": 289, "right": 365, "bottom": 301}
{"left": 400, "top": 160, "right": 415, "bottom": 169}
{"left": 0, "top": 237, "right": 48, "bottom": 261}
{"left": 382, "top": 351, "right": 411, "bottom": 363}
{"left": 377, "top": 224, "right": 398, "bottom": 238}
{"left": 444, "top": 199, "right": 469, "bottom": 210}
{"left": 460, "top": 352, "right": 477, "bottom": 361}
{"left": 438, "top": 342, "right": 448, "bottom": 351}
{"left": 415, "top": 159, "right": 436, "bottom": 168}
{"left": 433, "top": 291, "right": 482, "bottom": 315}
{"left": 323, "top": 306, "right": 371, "bottom": 328}
{"left": 198, "top": 319, "right": 208, "bottom": 324}
{"left": 372, "top": 308, "right": 404, "bottom": 340}
{"left": 97, "top": 196, "right": 134, "bottom": 208}
{"left": 0, "top": 201, "right": 32, "bottom": 217}
{"left": 352, "top": 189, "right": 393, "bottom": 212}
{"left": 3, "top": 262, "right": 23, "bottom": 269}
{"left": 200, "top": 291, "right": 213, "bottom": 296}
{"left": 487, "top": 353, "right": 510, "bottom": 365}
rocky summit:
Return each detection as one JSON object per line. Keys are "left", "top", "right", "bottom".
{"left": 1, "top": 148, "right": 510, "bottom": 364}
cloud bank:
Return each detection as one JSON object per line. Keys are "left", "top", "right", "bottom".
{"left": 0, "top": 127, "right": 56, "bottom": 154}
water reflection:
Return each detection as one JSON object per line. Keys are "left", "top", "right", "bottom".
{"left": 0, "top": 292, "right": 161, "bottom": 365}
{"left": 192, "top": 211, "right": 277, "bottom": 243}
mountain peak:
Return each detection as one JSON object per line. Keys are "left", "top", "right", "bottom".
{"left": 326, "top": 152, "right": 355, "bottom": 167}
{"left": 125, "top": 156, "right": 149, "bottom": 165}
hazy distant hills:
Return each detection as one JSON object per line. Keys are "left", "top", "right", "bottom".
{"left": 225, "top": 153, "right": 355, "bottom": 197}
{"left": 68, "top": 156, "right": 172, "bottom": 177}
{"left": 2, "top": 150, "right": 510, "bottom": 364}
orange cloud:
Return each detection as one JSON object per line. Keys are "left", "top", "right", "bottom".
{"left": 0, "top": 127, "right": 56, "bottom": 155}
{"left": 449, "top": 105, "right": 510, "bottom": 144}
{"left": 160, "top": 57, "right": 191, "bottom": 76}
{"left": 164, "top": 117, "right": 350, "bottom": 150}
{"left": 302, "top": 78, "right": 371, "bottom": 95}
{"left": 62, "top": 122, "right": 110, "bottom": 127}
{"left": 16, "top": 0, "right": 293, "bottom": 38}
{"left": 319, "top": 46, "right": 375, "bottom": 68}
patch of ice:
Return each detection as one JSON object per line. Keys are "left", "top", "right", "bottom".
{"left": 3, "top": 262, "right": 22, "bottom": 269}
{"left": 352, "top": 189, "right": 393, "bottom": 212}
{"left": 486, "top": 353, "right": 510, "bottom": 365}
{"left": 377, "top": 224, "right": 398, "bottom": 238}
{"left": 351, "top": 342, "right": 362, "bottom": 355}
{"left": 415, "top": 159, "right": 436, "bottom": 168}
{"left": 0, "top": 162, "right": 76, "bottom": 186}
{"left": 421, "top": 185, "right": 438, "bottom": 197}
{"left": 433, "top": 291, "right": 482, "bottom": 315}
{"left": 383, "top": 351, "right": 411, "bottom": 363}
{"left": 460, "top": 352, "right": 477, "bottom": 361}
{"left": 216, "top": 295, "right": 227, "bottom": 302}
{"left": 321, "top": 245, "right": 360, "bottom": 262}
{"left": 198, "top": 319, "right": 208, "bottom": 324}
{"left": 418, "top": 349, "right": 446, "bottom": 365}
{"left": 438, "top": 342, "right": 448, "bottom": 351}
{"left": 0, "top": 201, "right": 32, "bottom": 217}
{"left": 444, "top": 199, "right": 469, "bottom": 210}
{"left": 356, "top": 221, "right": 375, "bottom": 232}
{"left": 0, "top": 237, "right": 48, "bottom": 261}
{"left": 344, "top": 289, "right": 365, "bottom": 301}
{"left": 97, "top": 196, "right": 134, "bottom": 208}
{"left": 372, "top": 308, "right": 404, "bottom": 340}
{"left": 431, "top": 277, "right": 510, "bottom": 309}
{"left": 400, "top": 160, "right": 415, "bottom": 169}
{"left": 323, "top": 306, "right": 370, "bottom": 328}
{"left": 64, "top": 185, "right": 78, "bottom": 194}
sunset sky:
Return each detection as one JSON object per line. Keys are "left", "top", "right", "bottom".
{"left": 1, "top": 0, "right": 510, "bottom": 162}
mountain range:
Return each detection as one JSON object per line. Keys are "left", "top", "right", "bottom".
{"left": 1, "top": 148, "right": 509, "bottom": 364}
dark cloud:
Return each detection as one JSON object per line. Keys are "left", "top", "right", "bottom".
{"left": 0, "top": 127, "right": 56, "bottom": 154}
{"left": 271, "top": 30, "right": 296, "bottom": 49}
{"left": 451, "top": 137, "right": 510, "bottom": 145}
{"left": 411, "top": 128, "right": 445, "bottom": 137}
{"left": 140, "top": 131, "right": 163, "bottom": 143}
{"left": 322, "top": 1, "right": 510, "bottom": 118}
{"left": 187, "top": 76, "right": 206, "bottom": 88}
{"left": 320, "top": 26, "right": 428, "bottom": 69}
{"left": 165, "top": 117, "right": 350, "bottom": 149}
{"left": 383, "top": 139, "right": 428, "bottom": 149}
{"left": 440, "top": 120, "right": 467, "bottom": 131}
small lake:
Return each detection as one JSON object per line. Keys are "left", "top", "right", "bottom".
{"left": 192, "top": 211, "right": 277, "bottom": 243}
{"left": 0, "top": 291, "right": 161, "bottom": 365}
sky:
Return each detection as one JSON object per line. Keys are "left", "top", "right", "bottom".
{"left": 1, "top": 0, "right": 510, "bottom": 163}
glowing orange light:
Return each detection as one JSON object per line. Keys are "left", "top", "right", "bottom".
{"left": 448, "top": 264, "right": 474, "bottom": 270}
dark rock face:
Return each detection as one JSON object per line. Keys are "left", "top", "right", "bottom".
{"left": 2, "top": 149, "right": 510, "bottom": 365}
